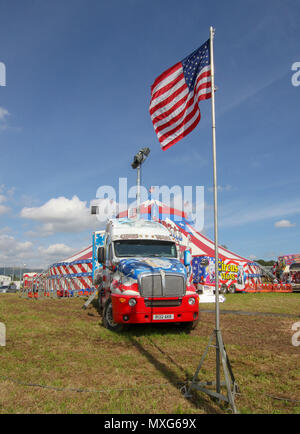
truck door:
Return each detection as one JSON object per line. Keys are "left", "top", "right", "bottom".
{"left": 103, "top": 236, "right": 112, "bottom": 294}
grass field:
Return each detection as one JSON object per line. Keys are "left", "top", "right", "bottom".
{"left": 0, "top": 293, "right": 299, "bottom": 414}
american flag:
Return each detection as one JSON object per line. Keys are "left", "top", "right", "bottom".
{"left": 149, "top": 40, "right": 211, "bottom": 151}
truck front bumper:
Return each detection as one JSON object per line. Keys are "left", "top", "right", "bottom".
{"left": 111, "top": 294, "right": 199, "bottom": 324}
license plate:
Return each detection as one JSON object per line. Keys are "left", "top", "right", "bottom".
{"left": 153, "top": 314, "right": 174, "bottom": 320}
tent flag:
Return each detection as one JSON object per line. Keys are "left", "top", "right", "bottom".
{"left": 149, "top": 40, "right": 212, "bottom": 151}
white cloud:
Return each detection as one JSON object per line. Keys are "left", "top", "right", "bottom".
{"left": 38, "top": 243, "right": 76, "bottom": 260}
{"left": 15, "top": 241, "right": 34, "bottom": 251}
{"left": 36, "top": 242, "right": 88, "bottom": 268}
{"left": 20, "top": 195, "right": 105, "bottom": 236}
{"left": 0, "top": 107, "right": 9, "bottom": 131}
{"left": 0, "top": 186, "right": 14, "bottom": 214}
{"left": 0, "top": 228, "right": 79, "bottom": 268}
{"left": 0, "top": 107, "right": 9, "bottom": 121}
{"left": 20, "top": 195, "right": 87, "bottom": 222}
{"left": 0, "top": 226, "right": 11, "bottom": 235}
{"left": 0, "top": 205, "right": 10, "bottom": 215}
{"left": 274, "top": 219, "right": 296, "bottom": 228}
{"left": 0, "top": 234, "right": 33, "bottom": 262}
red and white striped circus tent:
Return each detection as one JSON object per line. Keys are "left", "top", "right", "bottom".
{"left": 47, "top": 245, "right": 93, "bottom": 296}
{"left": 165, "top": 218, "right": 248, "bottom": 261}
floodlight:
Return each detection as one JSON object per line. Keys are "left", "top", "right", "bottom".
{"left": 131, "top": 147, "right": 150, "bottom": 169}
{"left": 131, "top": 147, "right": 151, "bottom": 219}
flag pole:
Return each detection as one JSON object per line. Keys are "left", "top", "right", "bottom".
{"left": 185, "top": 27, "right": 238, "bottom": 414}
{"left": 209, "top": 25, "right": 221, "bottom": 393}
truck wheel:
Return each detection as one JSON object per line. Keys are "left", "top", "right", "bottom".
{"left": 181, "top": 317, "right": 199, "bottom": 333}
{"left": 220, "top": 284, "right": 227, "bottom": 294}
{"left": 97, "top": 289, "right": 103, "bottom": 313}
{"left": 229, "top": 284, "right": 236, "bottom": 294}
{"left": 97, "top": 282, "right": 104, "bottom": 314}
{"left": 103, "top": 298, "right": 126, "bottom": 332}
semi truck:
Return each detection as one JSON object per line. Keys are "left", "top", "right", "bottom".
{"left": 92, "top": 218, "right": 199, "bottom": 331}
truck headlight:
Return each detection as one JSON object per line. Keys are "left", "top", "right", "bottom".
{"left": 128, "top": 298, "right": 137, "bottom": 307}
{"left": 188, "top": 297, "right": 196, "bottom": 305}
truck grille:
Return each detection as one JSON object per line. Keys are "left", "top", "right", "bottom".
{"left": 144, "top": 299, "right": 182, "bottom": 308}
{"left": 138, "top": 273, "right": 185, "bottom": 298}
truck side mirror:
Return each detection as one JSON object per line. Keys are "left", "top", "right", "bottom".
{"left": 97, "top": 247, "right": 105, "bottom": 264}
{"left": 184, "top": 250, "right": 192, "bottom": 266}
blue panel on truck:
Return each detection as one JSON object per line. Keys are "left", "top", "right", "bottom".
{"left": 92, "top": 231, "right": 105, "bottom": 281}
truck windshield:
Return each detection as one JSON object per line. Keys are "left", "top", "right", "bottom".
{"left": 114, "top": 240, "right": 177, "bottom": 258}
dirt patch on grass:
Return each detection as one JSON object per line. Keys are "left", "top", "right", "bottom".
{"left": 196, "top": 312, "right": 298, "bottom": 354}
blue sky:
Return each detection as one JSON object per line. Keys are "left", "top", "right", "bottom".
{"left": 0, "top": 0, "right": 299, "bottom": 268}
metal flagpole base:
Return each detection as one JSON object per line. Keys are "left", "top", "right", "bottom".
{"left": 184, "top": 329, "right": 239, "bottom": 414}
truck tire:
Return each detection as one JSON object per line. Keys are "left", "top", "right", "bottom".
{"left": 97, "top": 289, "right": 103, "bottom": 313}
{"left": 96, "top": 281, "right": 104, "bottom": 314}
{"left": 181, "top": 316, "right": 199, "bottom": 333}
{"left": 103, "top": 298, "right": 126, "bottom": 332}
{"left": 220, "top": 284, "right": 227, "bottom": 294}
{"left": 229, "top": 284, "right": 236, "bottom": 294}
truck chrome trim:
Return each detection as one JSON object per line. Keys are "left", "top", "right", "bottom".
{"left": 137, "top": 272, "right": 186, "bottom": 298}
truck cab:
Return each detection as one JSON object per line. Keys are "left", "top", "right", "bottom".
{"left": 93, "top": 218, "right": 199, "bottom": 331}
